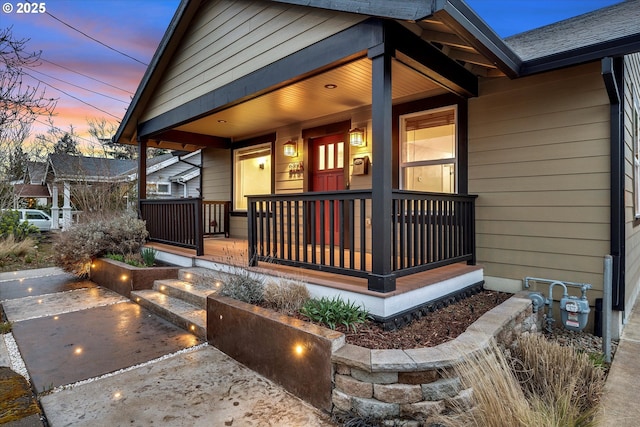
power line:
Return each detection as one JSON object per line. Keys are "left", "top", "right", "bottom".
{"left": 28, "top": 68, "right": 130, "bottom": 104}
{"left": 32, "top": 118, "right": 105, "bottom": 147}
{"left": 24, "top": 71, "right": 122, "bottom": 120}
{"left": 40, "top": 58, "right": 134, "bottom": 95}
{"left": 29, "top": 1, "right": 149, "bottom": 66}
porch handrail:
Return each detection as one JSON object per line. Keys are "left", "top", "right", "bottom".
{"left": 139, "top": 198, "right": 204, "bottom": 255}
{"left": 247, "top": 190, "right": 477, "bottom": 283}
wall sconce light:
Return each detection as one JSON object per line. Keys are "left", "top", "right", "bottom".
{"left": 349, "top": 128, "right": 366, "bottom": 147}
{"left": 283, "top": 140, "right": 297, "bottom": 157}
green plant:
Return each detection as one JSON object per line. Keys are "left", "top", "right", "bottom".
{"left": 0, "top": 210, "right": 39, "bottom": 241}
{"left": 219, "top": 271, "right": 264, "bottom": 304}
{"left": 0, "top": 321, "right": 12, "bottom": 334}
{"left": 141, "top": 247, "right": 157, "bottom": 266}
{"left": 104, "top": 253, "right": 125, "bottom": 262}
{"left": 263, "top": 279, "right": 310, "bottom": 315}
{"left": 300, "top": 296, "right": 368, "bottom": 331}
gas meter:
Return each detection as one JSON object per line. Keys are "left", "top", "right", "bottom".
{"left": 560, "top": 295, "right": 590, "bottom": 332}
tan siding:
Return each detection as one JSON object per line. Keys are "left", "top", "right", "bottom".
{"left": 201, "top": 147, "right": 231, "bottom": 201}
{"left": 624, "top": 52, "right": 640, "bottom": 310}
{"left": 469, "top": 62, "right": 610, "bottom": 294}
{"left": 142, "top": 0, "right": 364, "bottom": 121}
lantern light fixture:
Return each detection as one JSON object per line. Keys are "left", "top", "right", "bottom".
{"left": 349, "top": 128, "right": 366, "bottom": 147}
{"left": 283, "top": 140, "right": 298, "bottom": 157}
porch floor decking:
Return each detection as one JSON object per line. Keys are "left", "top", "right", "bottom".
{"left": 146, "top": 237, "right": 482, "bottom": 298}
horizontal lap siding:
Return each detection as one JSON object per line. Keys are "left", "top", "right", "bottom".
{"left": 469, "top": 62, "right": 610, "bottom": 294}
{"left": 142, "top": 0, "right": 364, "bottom": 121}
{"left": 624, "top": 53, "right": 640, "bottom": 309}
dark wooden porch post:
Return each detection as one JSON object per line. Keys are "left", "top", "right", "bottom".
{"left": 368, "top": 42, "right": 395, "bottom": 292}
{"left": 138, "top": 138, "right": 147, "bottom": 201}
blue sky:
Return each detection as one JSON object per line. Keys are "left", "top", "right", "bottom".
{"left": 0, "top": 0, "right": 623, "bottom": 144}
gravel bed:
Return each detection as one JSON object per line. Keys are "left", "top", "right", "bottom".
{"left": 544, "top": 324, "right": 618, "bottom": 363}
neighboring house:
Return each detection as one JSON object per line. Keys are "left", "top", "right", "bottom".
{"left": 12, "top": 184, "right": 51, "bottom": 208}
{"left": 114, "top": 0, "right": 640, "bottom": 337}
{"left": 144, "top": 150, "right": 201, "bottom": 199}
{"left": 45, "top": 153, "right": 137, "bottom": 229}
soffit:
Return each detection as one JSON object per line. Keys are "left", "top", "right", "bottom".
{"left": 173, "top": 58, "right": 447, "bottom": 140}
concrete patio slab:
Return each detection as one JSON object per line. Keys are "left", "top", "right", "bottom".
{"left": 2, "top": 287, "right": 128, "bottom": 322}
{"left": 40, "top": 345, "right": 335, "bottom": 427}
{"left": 12, "top": 302, "right": 200, "bottom": 392}
{"left": 0, "top": 273, "right": 96, "bottom": 301}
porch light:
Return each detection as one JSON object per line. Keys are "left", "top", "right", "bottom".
{"left": 283, "top": 140, "right": 297, "bottom": 157}
{"left": 349, "top": 128, "right": 366, "bottom": 147}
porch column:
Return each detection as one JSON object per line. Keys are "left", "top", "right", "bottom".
{"left": 138, "top": 138, "right": 147, "bottom": 203}
{"left": 51, "top": 184, "right": 59, "bottom": 230}
{"left": 62, "top": 181, "right": 72, "bottom": 230}
{"left": 368, "top": 42, "right": 395, "bottom": 292}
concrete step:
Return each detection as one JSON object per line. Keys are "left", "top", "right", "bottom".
{"left": 153, "top": 279, "right": 218, "bottom": 309}
{"left": 131, "top": 290, "right": 206, "bottom": 339}
{"left": 178, "top": 267, "right": 236, "bottom": 287}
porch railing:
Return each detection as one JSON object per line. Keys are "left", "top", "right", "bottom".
{"left": 203, "top": 200, "right": 230, "bottom": 237}
{"left": 139, "top": 198, "right": 204, "bottom": 255}
{"left": 247, "top": 190, "right": 476, "bottom": 282}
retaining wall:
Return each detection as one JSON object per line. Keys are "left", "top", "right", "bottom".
{"left": 330, "top": 293, "right": 542, "bottom": 423}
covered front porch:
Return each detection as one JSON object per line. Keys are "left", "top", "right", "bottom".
{"left": 144, "top": 235, "right": 483, "bottom": 324}
{"left": 121, "top": 10, "right": 510, "bottom": 299}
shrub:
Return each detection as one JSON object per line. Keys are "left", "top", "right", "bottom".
{"left": 300, "top": 296, "right": 368, "bottom": 331}
{"left": 0, "top": 236, "right": 37, "bottom": 261}
{"left": 436, "top": 335, "right": 605, "bottom": 427}
{"left": 0, "top": 210, "right": 39, "bottom": 241}
{"left": 219, "top": 271, "right": 264, "bottom": 304}
{"left": 53, "top": 211, "right": 148, "bottom": 277}
{"left": 263, "top": 279, "right": 310, "bottom": 315}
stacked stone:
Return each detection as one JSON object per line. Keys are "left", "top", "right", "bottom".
{"left": 330, "top": 294, "right": 542, "bottom": 425}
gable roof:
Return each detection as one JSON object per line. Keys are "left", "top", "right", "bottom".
{"left": 26, "top": 161, "right": 47, "bottom": 184}
{"left": 114, "top": 0, "right": 640, "bottom": 146}
{"left": 48, "top": 153, "right": 137, "bottom": 182}
{"left": 13, "top": 184, "right": 51, "bottom": 199}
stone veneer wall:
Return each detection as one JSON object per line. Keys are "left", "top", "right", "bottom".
{"left": 330, "top": 293, "right": 543, "bottom": 423}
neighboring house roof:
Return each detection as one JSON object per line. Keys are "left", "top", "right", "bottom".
{"left": 48, "top": 153, "right": 137, "bottom": 182}
{"left": 26, "top": 161, "right": 47, "bottom": 184}
{"left": 13, "top": 184, "right": 51, "bottom": 198}
{"left": 170, "top": 166, "right": 200, "bottom": 183}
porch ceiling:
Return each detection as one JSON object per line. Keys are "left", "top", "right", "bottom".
{"left": 170, "top": 58, "right": 446, "bottom": 143}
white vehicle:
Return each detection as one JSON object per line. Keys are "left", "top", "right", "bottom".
{"left": 14, "top": 209, "right": 53, "bottom": 232}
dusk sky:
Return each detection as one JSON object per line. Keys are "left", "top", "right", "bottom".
{"left": 0, "top": 0, "right": 623, "bottom": 148}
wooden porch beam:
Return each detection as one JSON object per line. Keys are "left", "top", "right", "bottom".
{"left": 138, "top": 138, "right": 147, "bottom": 201}
{"left": 388, "top": 22, "right": 478, "bottom": 97}
{"left": 368, "top": 41, "right": 396, "bottom": 293}
{"left": 151, "top": 129, "right": 231, "bottom": 149}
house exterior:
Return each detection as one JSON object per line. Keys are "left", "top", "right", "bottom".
{"left": 114, "top": 0, "right": 640, "bottom": 337}
{"left": 145, "top": 149, "right": 202, "bottom": 199}
{"left": 45, "top": 153, "right": 137, "bottom": 228}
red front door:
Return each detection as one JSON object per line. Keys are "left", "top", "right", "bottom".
{"left": 310, "top": 134, "right": 345, "bottom": 243}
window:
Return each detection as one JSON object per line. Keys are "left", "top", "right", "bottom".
{"left": 147, "top": 182, "right": 171, "bottom": 195}
{"left": 400, "top": 106, "right": 457, "bottom": 193}
{"left": 634, "top": 89, "right": 640, "bottom": 218}
{"left": 233, "top": 143, "right": 272, "bottom": 211}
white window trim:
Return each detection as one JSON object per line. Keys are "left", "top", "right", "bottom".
{"left": 399, "top": 105, "right": 458, "bottom": 193}
{"left": 147, "top": 181, "right": 171, "bottom": 195}
{"left": 233, "top": 142, "right": 272, "bottom": 212}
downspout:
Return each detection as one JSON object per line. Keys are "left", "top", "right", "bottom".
{"left": 602, "top": 57, "right": 625, "bottom": 312}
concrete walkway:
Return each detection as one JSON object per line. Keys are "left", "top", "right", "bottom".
{"left": 0, "top": 267, "right": 335, "bottom": 426}
{"left": 600, "top": 296, "right": 640, "bottom": 426}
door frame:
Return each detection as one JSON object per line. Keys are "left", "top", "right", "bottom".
{"left": 302, "top": 120, "right": 351, "bottom": 247}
